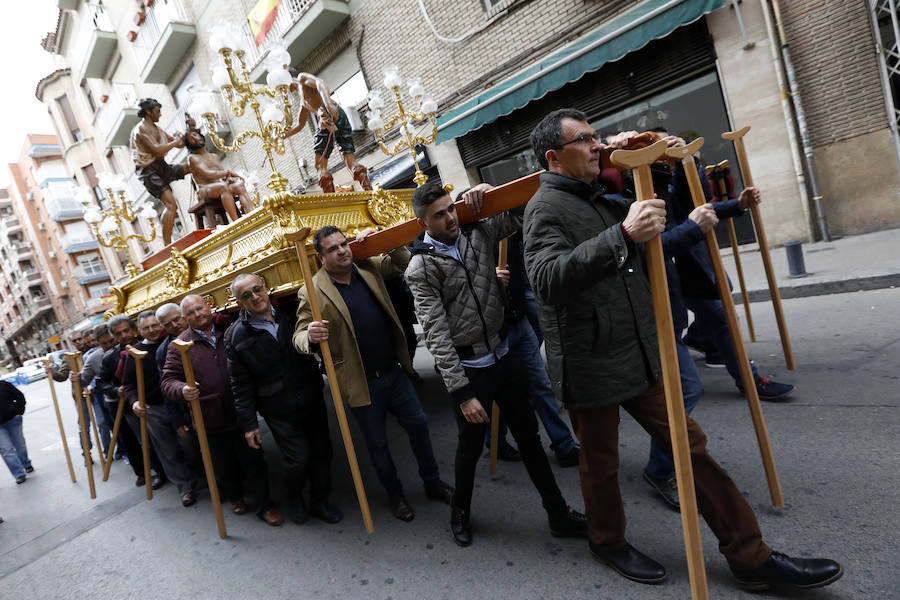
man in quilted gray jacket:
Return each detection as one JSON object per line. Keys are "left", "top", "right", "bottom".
{"left": 406, "top": 180, "right": 586, "bottom": 547}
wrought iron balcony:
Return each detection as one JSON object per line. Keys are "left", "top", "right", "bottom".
{"left": 131, "top": 0, "right": 197, "bottom": 84}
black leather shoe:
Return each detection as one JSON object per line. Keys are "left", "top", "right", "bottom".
{"left": 286, "top": 499, "right": 310, "bottom": 524}
{"left": 388, "top": 491, "right": 415, "bottom": 522}
{"left": 549, "top": 506, "right": 588, "bottom": 538}
{"left": 424, "top": 480, "right": 454, "bottom": 504}
{"left": 556, "top": 447, "right": 580, "bottom": 467}
{"left": 135, "top": 475, "right": 146, "bottom": 487}
{"left": 151, "top": 474, "right": 166, "bottom": 490}
{"left": 590, "top": 542, "right": 667, "bottom": 584}
{"left": 451, "top": 506, "right": 472, "bottom": 547}
{"left": 311, "top": 501, "right": 343, "bottom": 524}
{"left": 643, "top": 469, "right": 680, "bottom": 510}
{"left": 730, "top": 551, "right": 843, "bottom": 591}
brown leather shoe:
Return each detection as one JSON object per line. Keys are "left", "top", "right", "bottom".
{"left": 181, "top": 491, "right": 197, "bottom": 507}
{"left": 260, "top": 508, "right": 283, "bottom": 526}
{"left": 389, "top": 491, "right": 414, "bottom": 522}
{"left": 231, "top": 499, "right": 248, "bottom": 515}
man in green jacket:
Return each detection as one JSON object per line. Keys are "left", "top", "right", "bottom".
{"left": 523, "top": 108, "right": 841, "bottom": 592}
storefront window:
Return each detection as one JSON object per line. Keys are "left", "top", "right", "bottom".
{"left": 478, "top": 71, "right": 755, "bottom": 244}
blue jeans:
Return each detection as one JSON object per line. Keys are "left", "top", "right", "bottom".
{"left": 487, "top": 317, "right": 578, "bottom": 456}
{"left": 684, "top": 296, "right": 760, "bottom": 387}
{"left": 645, "top": 330, "right": 703, "bottom": 480}
{"left": 350, "top": 365, "right": 440, "bottom": 494}
{"left": 75, "top": 396, "right": 111, "bottom": 456}
{"left": 0, "top": 415, "right": 32, "bottom": 479}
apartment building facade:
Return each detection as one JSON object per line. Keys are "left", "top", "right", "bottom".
{"left": 0, "top": 135, "right": 113, "bottom": 361}
{"left": 35, "top": 0, "right": 899, "bottom": 277}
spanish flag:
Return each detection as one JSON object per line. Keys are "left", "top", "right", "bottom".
{"left": 248, "top": 0, "right": 282, "bottom": 46}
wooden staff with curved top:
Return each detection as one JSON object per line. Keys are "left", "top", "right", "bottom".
{"left": 666, "top": 140, "right": 784, "bottom": 508}
{"left": 102, "top": 388, "right": 127, "bottom": 481}
{"left": 43, "top": 357, "right": 76, "bottom": 483}
{"left": 610, "top": 140, "right": 708, "bottom": 600}
{"left": 65, "top": 352, "right": 96, "bottom": 499}
{"left": 723, "top": 126, "right": 796, "bottom": 370}
{"left": 83, "top": 387, "right": 104, "bottom": 472}
{"left": 172, "top": 339, "right": 227, "bottom": 539}
{"left": 489, "top": 237, "right": 510, "bottom": 477}
{"left": 286, "top": 227, "right": 374, "bottom": 534}
{"left": 707, "top": 160, "right": 755, "bottom": 342}
{"left": 126, "top": 346, "right": 153, "bottom": 501}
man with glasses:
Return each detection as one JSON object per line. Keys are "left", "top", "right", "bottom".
{"left": 523, "top": 108, "right": 841, "bottom": 591}
{"left": 225, "top": 273, "right": 342, "bottom": 525}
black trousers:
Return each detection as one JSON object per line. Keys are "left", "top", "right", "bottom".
{"left": 264, "top": 397, "right": 334, "bottom": 507}
{"left": 99, "top": 399, "right": 163, "bottom": 478}
{"left": 207, "top": 429, "right": 273, "bottom": 515}
{"left": 453, "top": 354, "right": 567, "bottom": 516}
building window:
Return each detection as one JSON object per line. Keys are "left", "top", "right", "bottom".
{"left": 82, "top": 164, "right": 103, "bottom": 202}
{"left": 82, "top": 79, "right": 97, "bottom": 115}
{"left": 57, "top": 94, "right": 83, "bottom": 143}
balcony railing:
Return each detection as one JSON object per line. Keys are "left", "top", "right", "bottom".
{"left": 131, "top": 0, "right": 196, "bottom": 84}
{"left": 23, "top": 269, "right": 43, "bottom": 286}
{"left": 45, "top": 183, "right": 84, "bottom": 221}
{"left": 60, "top": 232, "right": 98, "bottom": 254}
{"left": 73, "top": 2, "right": 117, "bottom": 79}
{"left": 12, "top": 242, "right": 32, "bottom": 260}
{"left": 241, "top": 0, "right": 351, "bottom": 81}
{"left": 74, "top": 263, "right": 110, "bottom": 285}
{"left": 95, "top": 82, "right": 139, "bottom": 147}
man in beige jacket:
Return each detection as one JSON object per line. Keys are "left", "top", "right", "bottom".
{"left": 293, "top": 225, "right": 453, "bottom": 522}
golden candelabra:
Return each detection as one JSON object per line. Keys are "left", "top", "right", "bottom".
{"left": 81, "top": 183, "right": 157, "bottom": 277}
{"left": 192, "top": 32, "right": 295, "bottom": 195}
{"left": 367, "top": 67, "right": 438, "bottom": 187}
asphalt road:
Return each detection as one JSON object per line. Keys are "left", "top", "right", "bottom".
{"left": 1, "top": 288, "right": 897, "bottom": 599}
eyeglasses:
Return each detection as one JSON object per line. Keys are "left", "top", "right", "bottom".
{"left": 238, "top": 285, "right": 266, "bottom": 302}
{"left": 555, "top": 131, "right": 602, "bottom": 149}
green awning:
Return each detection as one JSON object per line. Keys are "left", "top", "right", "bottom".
{"left": 436, "top": 0, "right": 725, "bottom": 143}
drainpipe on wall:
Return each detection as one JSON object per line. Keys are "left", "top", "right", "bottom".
{"left": 769, "top": 0, "right": 832, "bottom": 241}
{"left": 757, "top": 0, "right": 815, "bottom": 242}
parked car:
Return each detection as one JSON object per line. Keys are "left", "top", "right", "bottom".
{"left": 16, "top": 358, "right": 48, "bottom": 383}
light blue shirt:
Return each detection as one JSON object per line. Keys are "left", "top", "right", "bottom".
{"left": 423, "top": 231, "right": 509, "bottom": 368}
{"left": 192, "top": 327, "right": 217, "bottom": 348}
{"left": 247, "top": 307, "right": 279, "bottom": 340}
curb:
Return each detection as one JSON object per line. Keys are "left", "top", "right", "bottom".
{"left": 733, "top": 273, "right": 900, "bottom": 304}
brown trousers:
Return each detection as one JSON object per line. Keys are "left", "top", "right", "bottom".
{"left": 569, "top": 381, "right": 771, "bottom": 570}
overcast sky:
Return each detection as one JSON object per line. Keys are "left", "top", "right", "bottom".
{"left": 0, "top": 1, "right": 61, "bottom": 186}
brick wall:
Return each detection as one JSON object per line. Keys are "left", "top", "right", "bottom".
{"left": 779, "top": 0, "right": 887, "bottom": 148}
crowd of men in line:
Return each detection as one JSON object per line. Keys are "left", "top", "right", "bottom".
{"left": 43, "top": 108, "right": 842, "bottom": 593}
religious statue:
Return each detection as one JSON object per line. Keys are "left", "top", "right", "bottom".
{"left": 284, "top": 70, "right": 371, "bottom": 193}
{"left": 129, "top": 98, "right": 190, "bottom": 245}
{"left": 184, "top": 129, "right": 253, "bottom": 222}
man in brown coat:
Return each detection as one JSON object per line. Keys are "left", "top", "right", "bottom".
{"left": 293, "top": 225, "right": 452, "bottom": 522}
{"left": 161, "top": 294, "right": 282, "bottom": 526}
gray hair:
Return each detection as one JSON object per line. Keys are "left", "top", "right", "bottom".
{"left": 156, "top": 303, "right": 181, "bottom": 321}
{"left": 92, "top": 324, "right": 110, "bottom": 339}
{"left": 107, "top": 314, "right": 136, "bottom": 331}
{"left": 137, "top": 310, "right": 157, "bottom": 326}
{"left": 230, "top": 273, "right": 264, "bottom": 298}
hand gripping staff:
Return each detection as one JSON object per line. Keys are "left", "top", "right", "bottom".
{"left": 43, "top": 357, "right": 76, "bottom": 483}
{"left": 666, "top": 140, "right": 785, "bottom": 508}
{"left": 65, "top": 352, "right": 96, "bottom": 499}
{"left": 723, "top": 126, "right": 796, "bottom": 370}
{"left": 610, "top": 140, "right": 708, "bottom": 600}
{"left": 488, "top": 237, "right": 510, "bottom": 477}
{"left": 286, "top": 227, "right": 375, "bottom": 534}
{"left": 172, "top": 339, "right": 228, "bottom": 539}
{"left": 126, "top": 346, "right": 153, "bottom": 501}
{"left": 707, "top": 160, "right": 756, "bottom": 342}
{"left": 102, "top": 388, "right": 127, "bottom": 481}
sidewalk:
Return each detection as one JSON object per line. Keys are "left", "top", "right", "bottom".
{"left": 719, "top": 226, "right": 900, "bottom": 303}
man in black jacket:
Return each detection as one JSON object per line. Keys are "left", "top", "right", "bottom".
{"left": 97, "top": 314, "right": 164, "bottom": 488}
{"left": 225, "top": 273, "right": 342, "bottom": 524}
{"left": 0, "top": 379, "right": 31, "bottom": 484}
{"left": 524, "top": 108, "right": 841, "bottom": 591}
{"left": 126, "top": 310, "right": 201, "bottom": 506}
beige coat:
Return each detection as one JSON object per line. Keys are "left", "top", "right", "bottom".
{"left": 292, "top": 247, "right": 412, "bottom": 408}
